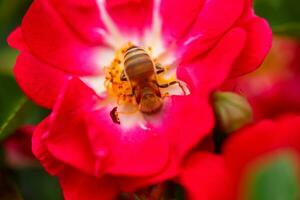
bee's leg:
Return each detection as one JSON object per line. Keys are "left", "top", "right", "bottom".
{"left": 120, "top": 70, "right": 127, "bottom": 81}
{"left": 155, "top": 81, "right": 187, "bottom": 95}
{"left": 155, "top": 63, "right": 165, "bottom": 74}
{"left": 110, "top": 107, "right": 120, "bottom": 124}
{"left": 125, "top": 86, "right": 136, "bottom": 97}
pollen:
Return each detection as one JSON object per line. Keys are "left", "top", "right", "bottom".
{"left": 104, "top": 42, "right": 136, "bottom": 106}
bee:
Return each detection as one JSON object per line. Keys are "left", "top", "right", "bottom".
{"left": 110, "top": 45, "right": 185, "bottom": 124}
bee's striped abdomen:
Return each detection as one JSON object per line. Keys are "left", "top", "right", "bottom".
{"left": 124, "top": 46, "right": 154, "bottom": 79}
{"left": 124, "top": 46, "right": 153, "bottom": 69}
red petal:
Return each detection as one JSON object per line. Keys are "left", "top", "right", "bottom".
{"left": 87, "top": 93, "right": 214, "bottom": 181}
{"left": 7, "top": 27, "right": 29, "bottom": 52}
{"left": 45, "top": 78, "right": 101, "bottom": 176}
{"left": 179, "top": 152, "right": 230, "bottom": 200}
{"left": 59, "top": 168, "right": 119, "bottom": 200}
{"left": 163, "top": 95, "right": 213, "bottom": 160}
{"left": 179, "top": 0, "right": 244, "bottom": 61}
{"left": 118, "top": 154, "right": 179, "bottom": 192}
{"left": 86, "top": 108, "right": 171, "bottom": 177}
{"left": 21, "top": 0, "right": 103, "bottom": 75}
{"left": 49, "top": 0, "right": 106, "bottom": 44}
{"left": 179, "top": 28, "right": 247, "bottom": 93}
{"left": 230, "top": 17, "right": 272, "bottom": 77}
{"left": 160, "top": 0, "right": 204, "bottom": 44}
{"left": 14, "top": 52, "right": 67, "bottom": 108}
{"left": 116, "top": 94, "right": 214, "bottom": 191}
{"left": 105, "top": 0, "right": 153, "bottom": 35}
{"left": 223, "top": 116, "right": 300, "bottom": 194}
{"left": 32, "top": 118, "right": 66, "bottom": 175}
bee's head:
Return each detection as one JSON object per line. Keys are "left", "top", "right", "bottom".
{"left": 139, "top": 88, "right": 163, "bottom": 114}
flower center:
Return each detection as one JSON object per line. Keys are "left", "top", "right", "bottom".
{"left": 104, "top": 42, "right": 187, "bottom": 124}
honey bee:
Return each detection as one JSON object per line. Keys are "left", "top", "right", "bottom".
{"left": 110, "top": 45, "right": 186, "bottom": 124}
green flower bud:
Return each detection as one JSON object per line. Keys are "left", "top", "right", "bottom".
{"left": 212, "top": 92, "right": 253, "bottom": 134}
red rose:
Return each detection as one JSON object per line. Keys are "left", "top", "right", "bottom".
{"left": 8, "top": 0, "right": 271, "bottom": 199}
{"left": 179, "top": 116, "right": 300, "bottom": 200}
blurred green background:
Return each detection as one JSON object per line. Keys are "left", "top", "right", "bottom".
{"left": 0, "top": 0, "right": 61, "bottom": 199}
{"left": 0, "top": 0, "right": 299, "bottom": 199}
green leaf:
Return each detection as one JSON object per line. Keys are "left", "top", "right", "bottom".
{"left": 0, "top": 74, "right": 26, "bottom": 139}
{"left": 255, "top": 0, "right": 300, "bottom": 38}
{"left": 0, "top": 74, "right": 49, "bottom": 140}
{"left": 0, "top": 0, "right": 32, "bottom": 48}
{"left": 0, "top": 47, "right": 19, "bottom": 75}
{"left": 0, "top": 97, "right": 28, "bottom": 140}
{"left": 244, "top": 152, "right": 300, "bottom": 200}
{"left": 14, "top": 168, "right": 62, "bottom": 200}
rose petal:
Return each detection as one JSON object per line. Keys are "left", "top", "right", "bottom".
{"left": 178, "top": 152, "right": 230, "bottom": 200}
{"left": 223, "top": 116, "right": 300, "bottom": 199}
{"left": 178, "top": 28, "right": 247, "bottom": 93}
{"left": 230, "top": 17, "right": 272, "bottom": 77}
{"left": 32, "top": 118, "right": 66, "bottom": 175}
{"left": 179, "top": 0, "right": 244, "bottom": 61}
{"left": 59, "top": 168, "right": 119, "bottom": 200}
{"left": 105, "top": 0, "right": 153, "bottom": 36}
{"left": 21, "top": 0, "right": 103, "bottom": 75}
{"left": 7, "top": 27, "right": 29, "bottom": 52}
{"left": 14, "top": 52, "right": 67, "bottom": 108}
{"left": 160, "top": 0, "right": 204, "bottom": 44}
{"left": 224, "top": 116, "right": 300, "bottom": 181}
{"left": 115, "top": 94, "right": 214, "bottom": 191}
{"left": 45, "top": 78, "right": 101, "bottom": 176}
{"left": 118, "top": 153, "right": 179, "bottom": 192}
{"left": 87, "top": 108, "right": 171, "bottom": 177}
{"left": 49, "top": 0, "right": 106, "bottom": 44}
